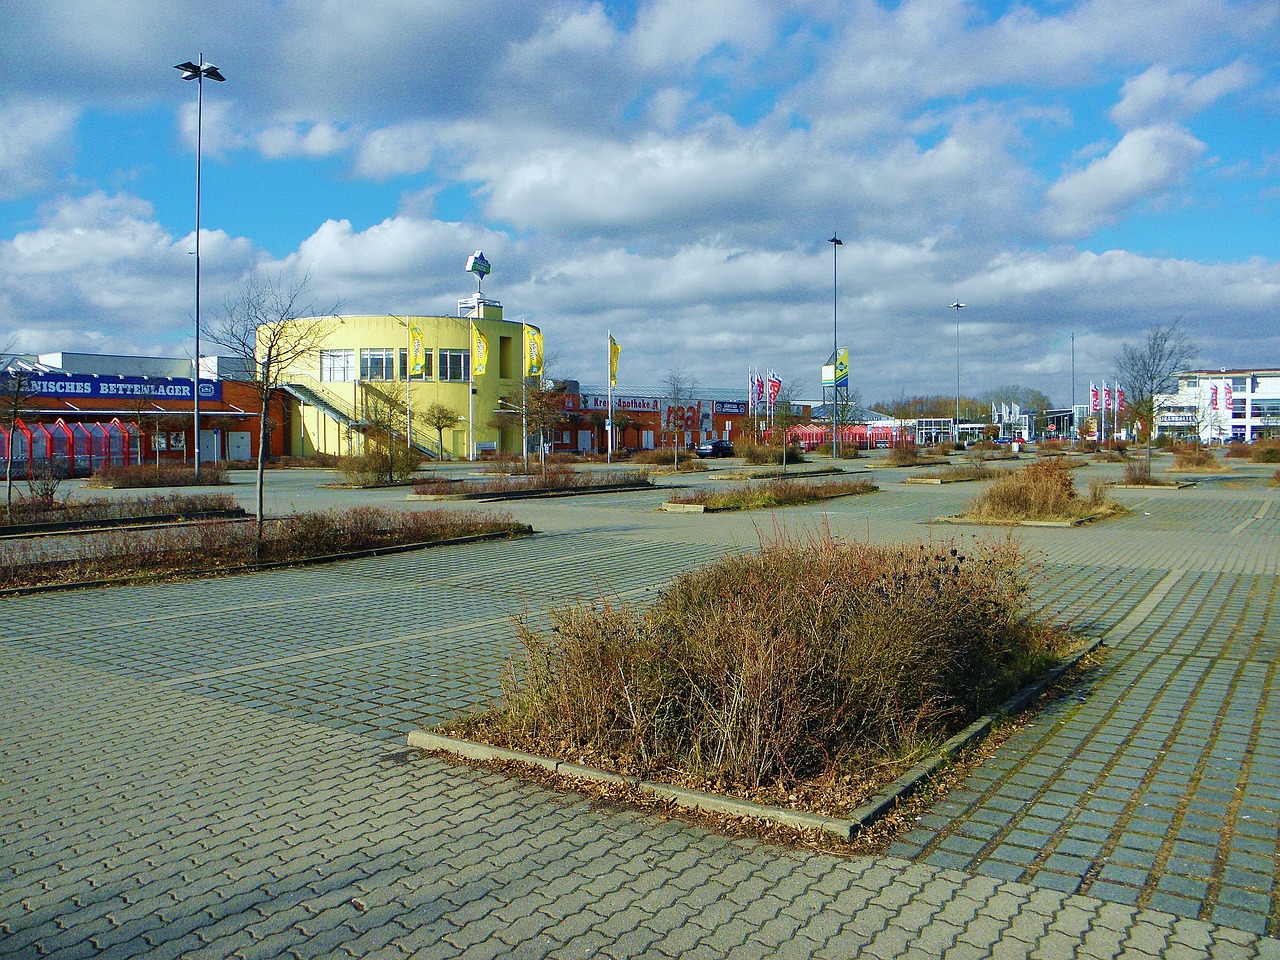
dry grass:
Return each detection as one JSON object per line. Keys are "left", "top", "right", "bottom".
{"left": 1250, "top": 441, "right": 1280, "bottom": 464}
{"left": 667, "top": 477, "right": 877, "bottom": 510}
{"left": 87, "top": 463, "right": 229, "bottom": 488}
{"left": 0, "top": 507, "right": 527, "bottom": 590}
{"left": 910, "top": 464, "right": 1001, "bottom": 482}
{"left": 0, "top": 492, "right": 237, "bottom": 529}
{"left": 737, "top": 442, "right": 806, "bottom": 465}
{"left": 414, "top": 466, "right": 650, "bottom": 495}
{"left": 1170, "top": 445, "right": 1219, "bottom": 471}
{"left": 883, "top": 442, "right": 926, "bottom": 466}
{"left": 456, "top": 531, "right": 1074, "bottom": 812}
{"left": 964, "top": 458, "right": 1123, "bottom": 522}
{"left": 1116, "top": 461, "right": 1176, "bottom": 486}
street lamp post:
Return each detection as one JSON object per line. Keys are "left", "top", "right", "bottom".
{"left": 950, "top": 301, "right": 965, "bottom": 438}
{"left": 829, "top": 234, "right": 842, "bottom": 458}
{"left": 174, "top": 56, "right": 226, "bottom": 477}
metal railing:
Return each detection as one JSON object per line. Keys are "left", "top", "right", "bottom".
{"left": 284, "top": 375, "right": 444, "bottom": 460}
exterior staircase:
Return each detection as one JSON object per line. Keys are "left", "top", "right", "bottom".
{"left": 283, "top": 375, "right": 443, "bottom": 460}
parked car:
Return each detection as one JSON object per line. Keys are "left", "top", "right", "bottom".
{"left": 695, "top": 439, "right": 735, "bottom": 458}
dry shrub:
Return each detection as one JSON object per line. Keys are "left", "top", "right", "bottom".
{"left": 2, "top": 492, "right": 238, "bottom": 528}
{"left": 413, "top": 468, "right": 648, "bottom": 496}
{"left": 1171, "top": 445, "right": 1217, "bottom": 470}
{"left": 628, "top": 448, "right": 681, "bottom": 465}
{"left": 1122, "top": 460, "right": 1155, "bottom": 485}
{"left": 1271, "top": 469, "right": 1280, "bottom": 487}
{"left": 89, "top": 463, "right": 228, "bottom": 488}
{"left": 490, "top": 533, "right": 1068, "bottom": 791}
{"left": 884, "top": 442, "right": 923, "bottom": 466}
{"left": 966, "top": 458, "right": 1113, "bottom": 521}
{"left": 1037, "top": 439, "right": 1066, "bottom": 456}
{"left": 0, "top": 507, "right": 525, "bottom": 589}
{"left": 336, "top": 446, "right": 420, "bottom": 485}
{"left": 1224, "top": 442, "right": 1251, "bottom": 459}
{"left": 736, "top": 442, "right": 805, "bottom": 465}
{"left": 1251, "top": 441, "right": 1280, "bottom": 464}
{"left": 668, "top": 478, "right": 876, "bottom": 510}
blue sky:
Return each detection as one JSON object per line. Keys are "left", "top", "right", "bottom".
{"left": 1, "top": 0, "right": 1278, "bottom": 407}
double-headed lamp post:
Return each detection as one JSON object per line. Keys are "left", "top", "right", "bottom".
{"left": 174, "top": 56, "right": 226, "bottom": 477}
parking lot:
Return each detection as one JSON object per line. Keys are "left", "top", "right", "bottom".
{"left": 2, "top": 456, "right": 1278, "bottom": 958}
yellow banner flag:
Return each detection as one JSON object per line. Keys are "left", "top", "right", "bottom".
{"left": 524, "top": 325, "right": 543, "bottom": 377}
{"left": 409, "top": 320, "right": 426, "bottom": 377}
{"left": 471, "top": 323, "right": 489, "bottom": 376}
{"left": 609, "top": 334, "right": 620, "bottom": 387}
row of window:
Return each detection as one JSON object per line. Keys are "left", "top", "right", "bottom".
{"left": 319, "top": 348, "right": 470, "bottom": 383}
{"left": 1167, "top": 401, "right": 1280, "bottom": 418}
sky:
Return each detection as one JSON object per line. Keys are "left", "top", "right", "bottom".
{"left": 1, "top": 0, "right": 1278, "bottom": 408}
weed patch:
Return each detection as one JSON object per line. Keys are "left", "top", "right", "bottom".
{"left": 0, "top": 492, "right": 237, "bottom": 529}
{"left": 667, "top": 478, "right": 876, "bottom": 510}
{"left": 963, "top": 458, "right": 1124, "bottom": 523}
{"left": 414, "top": 468, "right": 650, "bottom": 496}
{"left": 87, "top": 464, "right": 229, "bottom": 488}
{"left": 454, "top": 532, "right": 1075, "bottom": 816}
{"left": 0, "top": 507, "right": 528, "bottom": 591}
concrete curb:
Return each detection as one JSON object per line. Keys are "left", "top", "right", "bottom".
{"left": 930, "top": 514, "right": 1102, "bottom": 528}
{"left": 407, "top": 636, "right": 1104, "bottom": 842}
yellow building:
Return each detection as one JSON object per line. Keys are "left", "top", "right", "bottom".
{"left": 277, "top": 298, "right": 539, "bottom": 460}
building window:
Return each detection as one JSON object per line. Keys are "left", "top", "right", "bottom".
{"left": 320, "top": 349, "right": 355, "bottom": 382}
{"left": 360, "top": 348, "right": 396, "bottom": 381}
{"left": 399, "top": 348, "right": 432, "bottom": 381}
{"left": 440, "top": 350, "right": 470, "bottom": 382}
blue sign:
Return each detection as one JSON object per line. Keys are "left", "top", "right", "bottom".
{"left": 715, "top": 401, "right": 748, "bottom": 415}
{"left": 6, "top": 372, "right": 223, "bottom": 402}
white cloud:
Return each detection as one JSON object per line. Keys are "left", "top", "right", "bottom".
{"left": 0, "top": 191, "right": 257, "bottom": 353}
{"left": 1043, "top": 125, "right": 1206, "bottom": 237}
{"left": 352, "top": 122, "right": 437, "bottom": 179}
{"left": 1111, "top": 61, "right": 1256, "bottom": 128}
{"left": 628, "top": 0, "right": 780, "bottom": 69}
{"left": 0, "top": 99, "right": 79, "bottom": 201}
{"left": 258, "top": 121, "right": 355, "bottom": 159}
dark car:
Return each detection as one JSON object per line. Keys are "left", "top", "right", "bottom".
{"left": 695, "top": 439, "right": 735, "bottom": 458}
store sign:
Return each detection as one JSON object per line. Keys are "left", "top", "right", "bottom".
{"left": 1157, "top": 414, "right": 1197, "bottom": 424}
{"left": 11, "top": 372, "right": 223, "bottom": 402}
{"left": 573, "top": 394, "right": 661, "bottom": 413}
{"left": 715, "top": 401, "right": 748, "bottom": 415}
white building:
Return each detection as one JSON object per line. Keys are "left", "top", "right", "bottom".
{"left": 1155, "top": 368, "right": 1280, "bottom": 444}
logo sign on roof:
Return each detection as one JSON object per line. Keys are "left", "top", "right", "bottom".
{"left": 7, "top": 372, "right": 223, "bottom": 402}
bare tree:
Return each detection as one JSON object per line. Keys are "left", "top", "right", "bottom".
{"left": 209, "top": 272, "right": 339, "bottom": 550}
{"left": 663, "top": 367, "right": 698, "bottom": 468}
{"left": 359, "top": 381, "right": 416, "bottom": 483}
{"left": 1113, "top": 321, "right": 1198, "bottom": 471}
{"left": 0, "top": 345, "right": 38, "bottom": 523}
{"left": 772, "top": 379, "right": 806, "bottom": 473}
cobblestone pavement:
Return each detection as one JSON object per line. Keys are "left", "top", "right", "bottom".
{"left": 2, "top": 460, "right": 1278, "bottom": 958}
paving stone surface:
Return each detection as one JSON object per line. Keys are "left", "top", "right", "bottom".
{"left": 2, "top": 459, "right": 1278, "bottom": 958}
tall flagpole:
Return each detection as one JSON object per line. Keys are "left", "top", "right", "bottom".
{"left": 607, "top": 331, "right": 613, "bottom": 464}
{"left": 404, "top": 318, "right": 412, "bottom": 457}
{"left": 522, "top": 322, "right": 529, "bottom": 472}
